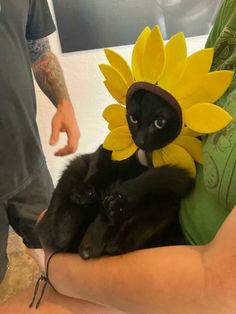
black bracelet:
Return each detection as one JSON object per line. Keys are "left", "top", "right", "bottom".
{"left": 29, "top": 251, "right": 61, "bottom": 309}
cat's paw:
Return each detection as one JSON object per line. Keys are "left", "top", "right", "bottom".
{"left": 70, "top": 184, "right": 97, "bottom": 206}
{"left": 103, "top": 192, "right": 128, "bottom": 217}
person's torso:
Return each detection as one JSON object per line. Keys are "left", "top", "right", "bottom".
{"left": 0, "top": 0, "right": 44, "bottom": 200}
{"left": 180, "top": 0, "right": 236, "bottom": 244}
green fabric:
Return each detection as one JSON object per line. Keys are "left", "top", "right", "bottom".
{"left": 180, "top": 0, "right": 236, "bottom": 245}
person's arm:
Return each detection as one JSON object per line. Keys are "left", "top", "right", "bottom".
{"left": 47, "top": 246, "right": 205, "bottom": 314}
{"left": 28, "top": 38, "right": 80, "bottom": 156}
{"left": 45, "top": 206, "right": 236, "bottom": 314}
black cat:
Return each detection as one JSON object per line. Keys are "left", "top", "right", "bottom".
{"left": 37, "top": 85, "right": 194, "bottom": 259}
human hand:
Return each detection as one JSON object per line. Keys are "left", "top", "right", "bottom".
{"left": 50, "top": 100, "right": 80, "bottom": 156}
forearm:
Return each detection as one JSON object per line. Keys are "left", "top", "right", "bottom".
{"left": 32, "top": 51, "right": 70, "bottom": 107}
{"left": 48, "top": 246, "right": 207, "bottom": 314}
{"left": 28, "top": 37, "right": 80, "bottom": 155}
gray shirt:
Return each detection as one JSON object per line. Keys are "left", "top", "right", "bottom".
{"left": 0, "top": 0, "right": 55, "bottom": 200}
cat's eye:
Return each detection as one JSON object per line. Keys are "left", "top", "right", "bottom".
{"left": 129, "top": 115, "right": 138, "bottom": 124}
{"left": 154, "top": 118, "right": 166, "bottom": 129}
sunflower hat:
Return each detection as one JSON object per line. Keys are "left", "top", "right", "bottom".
{"left": 99, "top": 26, "right": 234, "bottom": 177}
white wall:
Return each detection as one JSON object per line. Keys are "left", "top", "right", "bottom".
{"left": 36, "top": 0, "right": 207, "bottom": 185}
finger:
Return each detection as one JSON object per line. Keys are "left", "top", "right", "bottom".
{"left": 49, "top": 122, "right": 60, "bottom": 145}
{"left": 67, "top": 126, "right": 80, "bottom": 148}
{"left": 55, "top": 129, "right": 80, "bottom": 156}
{"left": 54, "top": 144, "right": 77, "bottom": 156}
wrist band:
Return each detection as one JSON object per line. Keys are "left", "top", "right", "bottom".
{"left": 29, "top": 251, "right": 61, "bottom": 309}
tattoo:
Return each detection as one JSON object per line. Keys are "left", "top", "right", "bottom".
{"left": 31, "top": 51, "right": 70, "bottom": 106}
{"left": 27, "top": 38, "right": 51, "bottom": 63}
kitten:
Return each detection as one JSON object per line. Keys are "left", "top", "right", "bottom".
{"left": 37, "top": 88, "right": 194, "bottom": 259}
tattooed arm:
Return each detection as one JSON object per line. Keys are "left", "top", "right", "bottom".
{"left": 28, "top": 38, "right": 80, "bottom": 156}
{"left": 28, "top": 38, "right": 70, "bottom": 106}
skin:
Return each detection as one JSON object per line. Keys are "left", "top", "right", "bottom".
{"left": 1, "top": 207, "right": 236, "bottom": 314}
{"left": 28, "top": 37, "right": 80, "bottom": 156}
{"left": 0, "top": 287, "right": 125, "bottom": 314}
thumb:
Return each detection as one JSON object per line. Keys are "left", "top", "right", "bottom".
{"left": 50, "top": 121, "right": 60, "bottom": 145}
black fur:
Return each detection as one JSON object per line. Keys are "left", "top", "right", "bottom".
{"left": 127, "top": 89, "right": 181, "bottom": 150}
{"left": 37, "top": 90, "right": 194, "bottom": 259}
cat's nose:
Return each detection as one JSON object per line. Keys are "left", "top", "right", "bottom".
{"left": 136, "top": 139, "right": 145, "bottom": 147}
{"left": 135, "top": 132, "right": 146, "bottom": 148}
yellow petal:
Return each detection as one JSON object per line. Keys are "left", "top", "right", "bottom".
{"left": 185, "top": 103, "right": 233, "bottom": 133}
{"left": 142, "top": 26, "right": 165, "bottom": 83}
{"left": 103, "top": 104, "right": 127, "bottom": 126}
{"left": 174, "top": 136, "right": 203, "bottom": 164}
{"left": 112, "top": 142, "right": 138, "bottom": 161}
{"left": 108, "top": 123, "right": 116, "bottom": 131}
{"left": 131, "top": 26, "right": 151, "bottom": 81}
{"left": 99, "top": 64, "right": 128, "bottom": 101}
{"left": 180, "top": 126, "right": 202, "bottom": 138}
{"left": 171, "top": 48, "right": 214, "bottom": 99}
{"left": 152, "top": 144, "right": 196, "bottom": 177}
{"left": 159, "top": 32, "right": 187, "bottom": 91}
{"left": 104, "top": 49, "right": 134, "bottom": 86}
{"left": 180, "top": 71, "right": 234, "bottom": 109}
{"left": 103, "top": 80, "right": 126, "bottom": 105}
{"left": 103, "top": 125, "right": 132, "bottom": 151}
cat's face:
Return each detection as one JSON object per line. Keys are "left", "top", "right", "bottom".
{"left": 126, "top": 89, "right": 181, "bottom": 151}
